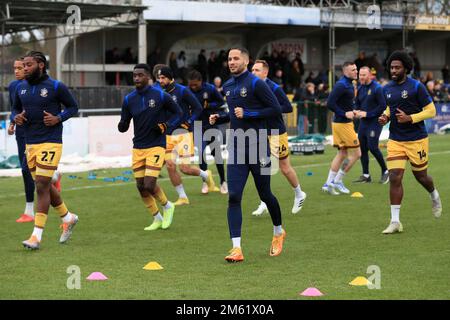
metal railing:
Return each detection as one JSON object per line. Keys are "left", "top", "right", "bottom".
{"left": 0, "top": 86, "right": 134, "bottom": 113}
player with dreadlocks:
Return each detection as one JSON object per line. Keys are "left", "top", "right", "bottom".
{"left": 379, "top": 50, "right": 442, "bottom": 234}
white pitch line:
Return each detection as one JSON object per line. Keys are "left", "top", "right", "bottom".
{"left": 1, "top": 149, "right": 449, "bottom": 199}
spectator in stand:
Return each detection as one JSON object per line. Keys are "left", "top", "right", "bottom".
{"left": 293, "top": 53, "right": 304, "bottom": 77}
{"left": 272, "top": 69, "right": 284, "bottom": 90}
{"left": 214, "top": 76, "right": 223, "bottom": 94}
{"left": 105, "top": 47, "right": 120, "bottom": 85}
{"left": 316, "top": 83, "right": 329, "bottom": 134}
{"left": 368, "top": 53, "right": 384, "bottom": 79}
{"left": 293, "top": 86, "right": 306, "bottom": 136}
{"left": 305, "top": 71, "right": 315, "bottom": 84}
{"left": 354, "top": 51, "right": 368, "bottom": 71}
{"left": 198, "top": 49, "right": 208, "bottom": 81}
{"left": 410, "top": 52, "right": 421, "bottom": 79}
{"left": 169, "top": 52, "right": 179, "bottom": 79}
{"left": 218, "top": 60, "right": 230, "bottom": 83}
{"left": 208, "top": 51, "right": 219, "bottom": 82}
{"left": 177, "top": 51, "right": 188, "bottom": 83}
{"left": 302, "top": 82, "right": 319, "bottom": 134}
{"left": 442, "top": 65, "right": 449, "bottom": 84}
{"left": 288, "top": 60, "right": 303, "bottom": 93}
{"left": 121, "top": 47, "right": 137, "bottom": 85}
{"left": 147, "top": 46, "right": 161, "bottom": 73}
{"left": 423, "top": 71, "right": 434, "bottom": 85}
{"left": 269, "top": 50, "right": 280, "bottom": 77}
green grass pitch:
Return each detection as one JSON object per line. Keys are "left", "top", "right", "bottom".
{"left": 0, "top": 135, "right": 449, "bottom": 299}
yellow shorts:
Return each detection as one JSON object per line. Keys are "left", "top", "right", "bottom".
{"left": 269, "top": 132, "right": 289, "bottom": 160}
{"left": 26, "top": 143, "right": 62, "bottom": 180}
{"left": 165, "top": 132, "right": 194, "bottom": 163}
{"left": 332, "top": 122, "right": 359, "bottom": 150}
{"left": 132, "top": 146, "right": 165, "bottom": 178}
{"left": 387, "top": 138, "right": 429, "bottom": 171}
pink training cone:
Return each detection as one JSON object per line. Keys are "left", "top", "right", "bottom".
{"left": 86, "top": 272, "right": 108, "bottom": 281}
{"left": 300, "top": 287, "right": 324, "bottom": 297}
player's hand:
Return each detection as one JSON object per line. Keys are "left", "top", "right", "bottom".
{"left": 395, "top": 108, "right": 412, "bottom": 123}
{"left": 378, "top": 114, "right": 389, "bottom": 125}
{"left": 209, "top": 114, "right": 220, "bottom": 125}
{"left": 152, "top": 122, "right": 167, "bottom": 134}
{"left": 14, "top": 111, "right": 27, "bottom": 125}
{"left": 234, "top": 107, "right": 244, "bottom": 119}
{"left": 355, "top": 110, "right": 367, "bottom": 118}
{"left": 180, "top": 121, "right": 190, "bottom": 130}
{"left": 345, "top": 111, "right": 355, "bottom": 120}
{"left": 43, "top": 111, "right": 60, "bottom": 126}
{"left": 7, "top": 123, "right": 15, "bottom": 135}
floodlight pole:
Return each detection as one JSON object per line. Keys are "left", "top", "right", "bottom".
{"left": 328, "top": 13, "right": 336, "bottom": 89}
{"left": 73, "top": 29, "right": 77, "bottom": 89}
{"left": 1, "top": 22, "right": 5, "bottom": 89}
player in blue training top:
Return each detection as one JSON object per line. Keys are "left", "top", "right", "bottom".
{"left": 379, "top": 51, "right": 442, "bottom": 234}
{"left": 353, "top": 66, "right": 389, "bottom": 184}
{"left": 13, "top": 51, "right": 78, "bottom": 250}
{"left": 209, "top": 48, "right": 285, "bottom": 263}
{"left": 157, "top": 66, "right": 218, "bottom": 206}
{"left": 7, "top": 57, "right": 35, "bottom": 223}
{"left": 187, "top": 69, "right": 229, "bottom": 194}
{"left": 118, "top": 64, "right": 183, "bottom": 231}
{"left": 251, "top": 59, "right": 307, "bottom": 216}
{"left": 322, "top": 61, "right": 361, "bottom": 195}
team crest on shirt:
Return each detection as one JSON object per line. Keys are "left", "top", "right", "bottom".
{"left": 149, "top": 99, "right": 156, "bottom": 108}
{"left": 386, "top": 93, "right": 391, "bottom": 99}
{"left": 240, "top": 87, "right": 248, "bottom": 97}
{"left": 401, "top": 90, "right": 408, "bottom": 99}
{"left": 171, "top": 95, "right": 177, "bottom": 103}
{"left": 203, "top": 92, "right": 209, "bottom": 100}
{"left": 40, "top": 88, "right": 48, "bottom": 97}
{"left": 225, "top": 91, "right": 230, "bottom": 97}
{"left": 259, "top": 157, "right": 270, "bottom": 168}
{"left": 367, "top": 89, "right": 371, "bottom": 95}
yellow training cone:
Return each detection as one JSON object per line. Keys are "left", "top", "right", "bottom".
{"left": 349, "top": 276, "right": 371, "bottom": 286}
{"left": 351, "top": 192, "right": 364, "bottom": 198}
{"left": 143, "top": 261, "right": 163, "bottom": 270}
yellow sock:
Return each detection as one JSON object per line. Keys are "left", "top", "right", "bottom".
{"left": 34, "top": 212, "right": 48, "bottom": 229}
{"left": 154, "top": 187, "right": 168, "bottom": 206}
{"left": 54, "top": 202, "right": 68, "bottom": 217}
{"left": 142, "top": 196, "right": 159, "bottom": 216}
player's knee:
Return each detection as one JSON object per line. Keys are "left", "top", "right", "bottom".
{"left": 166, "top": 160, "right": 176, "bottom": 172}
{"left": 259, "top": 193, "right": 274, "bottom": 204}
{"left": 136, "top": 182, "right": 145, "bottom": 194}
{"left": 389, "top": 171, "right": 402, "bottom": 185}
{"left": 280, "top": 162, "right": 291, "bottom": 176}
{"left": 228, "top": 191, "right": 242, "bottom": 206}
{"left": 413, "top": 172, "right": 428, "bottom": 183}
{"left": 179, "top": 164, "right": 190, "bottom": 174}
{"left": 35, "top": 178, "right": 51, "bottom": 193}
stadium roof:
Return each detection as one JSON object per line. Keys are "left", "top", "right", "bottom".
{"left": 0, "top": 0, "right": 146, "bottom": 35}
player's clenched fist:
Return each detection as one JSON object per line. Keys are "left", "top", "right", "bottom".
{"left": 378, "top": 114, "right": 389, "bottom": 125}
{"left": 43, "top": 111, "right": 60, "bottom": 126}
{"left": 209, "top": 114, "right": 220, "bottom": 125}
{"left": 14, "top": 111, "right": 27, "bottom": 125}
{"left": 234, "top": 107, "right": 244, "bottom": 119}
